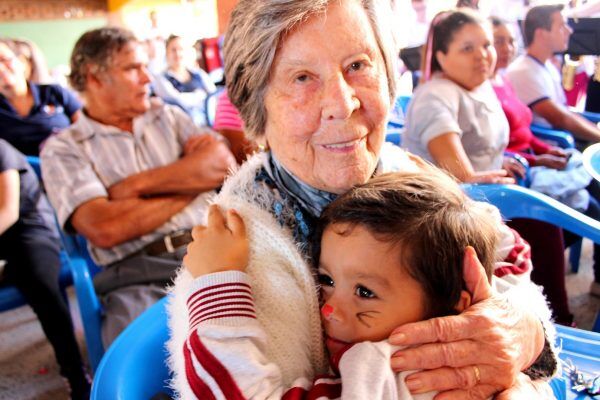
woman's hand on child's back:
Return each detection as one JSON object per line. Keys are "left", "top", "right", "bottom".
{"left": 183, "top": 204, "right": 249, "bottom": 278}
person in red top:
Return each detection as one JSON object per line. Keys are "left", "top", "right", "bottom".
{"left": 490, "top": 18, "right": 570, "bottom": 168}
{"left": 491, "top": 16, "right": 600, "bottom": 301}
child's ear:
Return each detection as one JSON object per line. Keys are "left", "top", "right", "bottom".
{"left": 454, "top": 290, "right": 472, "bottom": 313}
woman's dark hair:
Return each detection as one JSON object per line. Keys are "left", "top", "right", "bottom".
{"left": 315, "top": 165, "right": 498, "bottom": 319}
{"left": 421, "top": 8, "right": 485, "bottom": 80}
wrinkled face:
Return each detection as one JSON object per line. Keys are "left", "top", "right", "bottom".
{"left": 436, "top": 22, "right": 496, "bottom": 91}
{"left": 547, "top": 12, "right": 572, "bottom": 53}
{"left": 94, "top": 42, "right": 151, "bottom": 118}
{"left": 318, "top": 223, "right": 427, "bottom": 356}
{"left": 0, "top": 43, "right": 26, "bottom": 96}
{"left": 493, "top": 23, "right": 515, "bottom": 71}
{"left": 166, "top": 37, "right": 186, "bottom": 69}
{"left": 263, "top": 0, "right": 390, "bottom": 194}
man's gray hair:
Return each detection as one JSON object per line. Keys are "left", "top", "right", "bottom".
{"left": 224, "top": 0, "right": 398, "bottom": 140}
{"left": 69, "top": 27, "right": 137, "bottom": 92}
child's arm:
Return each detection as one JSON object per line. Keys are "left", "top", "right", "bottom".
{"left": 181, "top": 205, "right": 341, "bottom": 399}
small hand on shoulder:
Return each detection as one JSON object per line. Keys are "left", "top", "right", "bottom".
{"left": 183, "top": 204, "right": 249, "bottom": 277}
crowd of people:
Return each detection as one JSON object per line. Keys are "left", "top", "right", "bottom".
{"left": 1, "top": 0, "right": 600, "bottom": 399}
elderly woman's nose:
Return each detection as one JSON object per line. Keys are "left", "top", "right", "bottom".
{"left": 320, "top": 74, "right": 359, "bottom": 120}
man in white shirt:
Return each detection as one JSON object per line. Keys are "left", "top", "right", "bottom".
{"left": 506, "top": 4, "right": 600, "bottom": 143}
{"left": 41, "top": 27, "right": 236, "bottom": 346}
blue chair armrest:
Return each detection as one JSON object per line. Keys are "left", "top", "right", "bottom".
{"left": 69, "top": 255, "right": 104, "bottom": 372}
{"left": 530, "top": 124, "right": 575, "bottom": 149}
{"left": 92, "top": 297, "right": 172, "bottom": 399}
{"left": 462, "top": 184, "right": 600, "bottom": 244}
{"left": 578, "top": 110, "right": 600, "bottom": 124}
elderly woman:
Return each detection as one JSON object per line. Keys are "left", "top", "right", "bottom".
{"left": 168, "top": 1, "right": 556, "bottom": 399}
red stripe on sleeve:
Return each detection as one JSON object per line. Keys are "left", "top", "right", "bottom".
{"left": 183, "top": 340, "right": 218, "bottom": 400}
{"left": 189, "top": 330, "right": 247, "bottom": 400}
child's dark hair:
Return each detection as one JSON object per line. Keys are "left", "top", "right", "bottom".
{"left": 317, "top": 165, "right": 499, "bottom": 318}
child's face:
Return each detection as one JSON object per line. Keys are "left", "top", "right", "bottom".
{"left": 318, "top": 223, "right": 428, "bottom": 355}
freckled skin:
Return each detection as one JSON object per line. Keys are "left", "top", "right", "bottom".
{"left": 263, "top": 0, "right": 390, "bottom": 194}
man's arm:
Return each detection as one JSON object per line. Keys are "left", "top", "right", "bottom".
{"left": 108, "top": 135, "right": 236, "bottom": 200}
{"left": 70, "top": 194, "right": 194, "bottom": 249}
{"left": 532, "top": 99, "right": 600, "bottom": 142}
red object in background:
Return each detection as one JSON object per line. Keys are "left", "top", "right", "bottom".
{"left": 201, "top": 37, "right": 222, "bottom": 72}
{"left": 565, "top": 71, "right": 590, "bottom": 107}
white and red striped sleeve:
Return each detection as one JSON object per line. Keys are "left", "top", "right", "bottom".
{"left": 182, "top": 270, "right": 342, "bottom": 400}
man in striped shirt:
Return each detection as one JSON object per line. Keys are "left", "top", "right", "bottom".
{"left": 40, "top": 27, "right": 236, "bottom": 347}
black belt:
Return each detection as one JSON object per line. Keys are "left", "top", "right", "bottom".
{"left": 141, "top": 230, "right": 193, "bottom": 256}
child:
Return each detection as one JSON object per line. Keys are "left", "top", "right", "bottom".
{"left": 180, "top": 166, "right": 499, "bottom": 399}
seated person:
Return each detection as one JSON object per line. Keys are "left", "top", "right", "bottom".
{"left": 505, "top": 5, "right": 600, "bottom": 144}
{"left": 213, "top": 88, "right": 257, "bottom": 164}
{"left": 404, "top": 9, "right": 575, "bottom": 324}
{"left": 178, "top": 167, "right": 554, "bottom": 398}
{"left": 41, "top": 27, "right": 235, "bottom": 347}
{"left": 492, "top": 16, "right": 600, "bottom": 299}
{"left": 152, "top": 35, "right": 216, "bottom": 126}
{"left": 0, "top": 139, "right": 89, "bottom": 399}
{"left": 0, "top": 39, "right": 80, "bottom": 156}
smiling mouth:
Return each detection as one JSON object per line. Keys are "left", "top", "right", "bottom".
{"left": 321, "top": 137, "right": 366, "bottom": 152}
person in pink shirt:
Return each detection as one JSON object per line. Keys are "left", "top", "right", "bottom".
{"left": 491, "top": 16, "right": 600, "bottom": 300}
{"left": 213, "top": 89, "right": 256, "bottom": 164}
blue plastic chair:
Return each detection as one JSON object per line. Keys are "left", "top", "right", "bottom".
{"left": 26, "top": 156, "right": 105, "bottom": 372}
{"left": 463, "top": 184, "right": 600, "bottom": 244}
{"left": 91, "top": 297, "right": 599, "bottom": 399}
{"left": 91, "top": 296, "right": 172, "bottom": 400}
{"left": 0, "top": 157, "right": 73, "bottom": 311}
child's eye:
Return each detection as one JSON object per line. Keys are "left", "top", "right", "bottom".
{"left": 318, "top": 273, "right": 334, "bottom": 287}
{"left": 355, "top": 285, "right": 375, "bottom": 299}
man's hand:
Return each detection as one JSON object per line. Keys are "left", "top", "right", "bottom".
{"left": 389, "top": 247, "right": 544, "bottom": 399}
{"left": 183, "top": 204, "right": 248, "bottom": 277}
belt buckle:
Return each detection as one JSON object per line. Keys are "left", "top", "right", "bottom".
{"left": 163, "top": 235, "right": 175, "bottom": 253}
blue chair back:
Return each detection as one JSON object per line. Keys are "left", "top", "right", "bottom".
{"left": 26, "top": 155, "right": 105, "bottom": 371}
{"left": 463, "top": 183, "right": 600, "bottom": 244}
{"left": 91, "top": 297, "right": 172, "bottom": 400}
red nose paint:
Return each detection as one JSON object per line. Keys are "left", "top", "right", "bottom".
{"left": 321, "top": 304, "right": 334, "bottom": 318}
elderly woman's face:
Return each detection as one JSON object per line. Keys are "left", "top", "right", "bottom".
{"left": 264, "top": 0, "right": 390, "bottom": 194}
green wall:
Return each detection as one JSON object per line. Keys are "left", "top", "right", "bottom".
{"left": 0, "top": 18, "right": 107, "bottom": 69}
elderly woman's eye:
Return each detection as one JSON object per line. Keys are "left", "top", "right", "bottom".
{"left": 295, "top": 74, "right": 309, "bottom": 83}
{"left": 355, "top": 285, "right": 375, "bottom": 299}
{"left": 348, "top": 61, "right": 364, "bottom": 72}
{"left": 318, "top": 273, "right": 334, "bottom": 287}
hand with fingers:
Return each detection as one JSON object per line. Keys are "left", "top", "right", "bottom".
{"left": 388, "top": 247, "right": 545, "bottom": 399}
{"left": 464, "top": 170, "right": 515, "bottom": 185}
{"left": 183, "top": 204, "right": 249, "bottom": 277}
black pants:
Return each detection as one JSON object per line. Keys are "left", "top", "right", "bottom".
{"left": 563, "top": 180, "right": 600, "bottom": 284}
{"left": 0, "top": 224, "right": 86, "bottom": 384}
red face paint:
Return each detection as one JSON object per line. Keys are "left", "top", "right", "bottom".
{"left": 321, "top": 304, "right": 334, "bottom": 319}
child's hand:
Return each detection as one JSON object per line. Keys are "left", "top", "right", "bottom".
{"left": 183, "top": 204, "right": 249, "bottom": 278}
